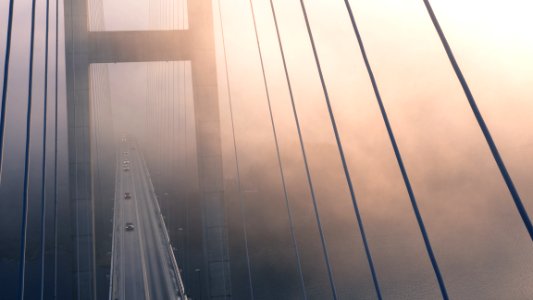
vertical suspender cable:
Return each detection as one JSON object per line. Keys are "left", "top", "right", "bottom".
{"left": 180, "top": 5, "right": 186, "bottom": 272}
{"left": 422, "top": 0, "right": 533, "bottom": 240}
{"left": 182, "top": 0, "right": 192, "bottom": 281}
{"left": 167, "top": 59, "right": 171, "bottom": 185}
{"left": 65, "top": 0, "right": 82, "bottom": 296}
{"left": 174, "top": 2, "right": 181, "bottom": 241}
{"left": 89, "top": 1, "right": 105, "bottom": 296}
{"left": 53, "top": 0, "right": 60, "bottom": 297}
{"left": 268, "top": 1, "right": 339, "bottom": 298}
{"left": 163, "top": 0, "right": 166, "bottom": 184}
{"left": 155, "top": 0, "right": 160, "bottom": 174}
{"left": 165, "top": 0, "right": 168, "bottom": 200}
{"left": 161, "top": 60, "right": 164, "bottom": 179}
{"left": 158, "top": 2, "right": 161, "bottom": 173}
{"left": 146, "top": 64, "right": 149, "bottom": 148}
{"left": 154, "top": 60, "right": 158, "bottom": 173}
{"left": 18, "top": 0, "right": 39, "bottom": 297}
{"left": 0, "top": 0, "right": 16, "bottom": 178}
{"left": 215, "top": 4, "right": 231, "bottom": 297}
{"left": 247, "top": 1, "right": 307, "bottom": 298}
{"left": 152, "top": 61, "right": 155, "bottom": 167}
{"left": 93, "top": 3, "right": 108, "bottom": 292}
{"left": 89, "top": 4, "right": 105, "bottom": 296}
{"left": 296, "top": 1, "right": 383, "bottom": 298}
{"left": 184, "top": 61, "right": 191, "bottom": 287}
{"left": 146, "top": 0, "right": 151, "bottom": 149}
{"left": 171, "top": 0, "right": 176, "bottom": 219}
{"left": 342, "top": 2, "right": 449, "bottom": 299}
{"left": 175, "top": 39, "right": 180, "bottom": 207}
{"left": 179, "top": 0, "right": 186, "bottom": 283}
{"left": 162, "top": 59, "right": 166, "bottom": 182}
{"left": 159, "top": 1, "right": 164, "bottom": 178}
{"left": 217, "top": 2, "right": 255, "bottom": 298}
{"left": 159, "top": 62, "right": 163, "bottom": 178}
{"left": 167, "top": 60, "right": 171, "bottom": 183}
{"left": 40, "top": 0, "right": 52, "bottom": 297}
{"left": 171, "top": 61, "right": 175, "bottom": 195}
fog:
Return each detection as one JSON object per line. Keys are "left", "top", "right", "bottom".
{"left": 1, "top": 0, "right": 533, "bottom": 299}
{"left": 210, "top": 0, "right": 533, "bottom": 298}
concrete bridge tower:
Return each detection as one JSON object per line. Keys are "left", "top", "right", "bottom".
{"left": 64, "top": 0, "right": 231, "bottom": 298}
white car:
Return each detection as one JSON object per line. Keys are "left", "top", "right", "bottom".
{"left": 125, "top": 223, "right": 135, "bottom": 231}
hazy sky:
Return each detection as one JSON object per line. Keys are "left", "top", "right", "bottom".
{"left": 206, "top": 1, "right": 533, "bottom": 298}
{"left": 1, "top": 0, "right": 532, "bottom": 299}
{"left": 94, "top": 0, "right": 533, "bottom": 298}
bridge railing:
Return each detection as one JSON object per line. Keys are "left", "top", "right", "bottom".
{"left": 109, "top": 154, "right": 121, "bottom": 300}
{"left": 139, "top": 148, "right": 188, "bottom": 299}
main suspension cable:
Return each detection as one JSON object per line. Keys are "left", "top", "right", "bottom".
{"left": 297, "top": 1, "right": 382, "bottom": 298}
{"left": 342, "top": 1, "right": 449, "bottom": 299}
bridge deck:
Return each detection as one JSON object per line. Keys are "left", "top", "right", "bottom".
{"left": 110, "top": 141, "right": 186, "bottom": 300}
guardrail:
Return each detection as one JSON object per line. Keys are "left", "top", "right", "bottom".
{"left": 109, "top": 152, "right": 121, "bottom": 300}
{"left": 138, "top": 148, "right": 188, "bottom": 299}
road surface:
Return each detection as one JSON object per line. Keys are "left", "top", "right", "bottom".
{"left": 109, "top": 142, "right": 186, "bottom": 300}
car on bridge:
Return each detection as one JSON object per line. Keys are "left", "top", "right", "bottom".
{"left": 125, "top": 223, "right": 135, "bottom": 231}
{"left": 124, "top": 192, "right": 131, "bottom": 200}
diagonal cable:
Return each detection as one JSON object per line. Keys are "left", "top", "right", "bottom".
{"left": 422, "top": 0, "right": 533, "bottom": 241}
{"left": 40, "top": 0, "right": 52, "bottom": 297}
{"left": 217, "top": 2, "right": 255, "bottom": 298}
{"left": 296, "top": 0, "right": 383, "bottom": 298}
{"left": 267, "top": 0, "right": 344, "bottom": 298}
{"left": 247, "top": 0, "right": 308, "bottom": 298}
{"left": 342, "top": 1, "right": 449, "bottom": 298}
{"left": 0, "top": 0, "right": 16, "bottom": 179}
{"left": 18, "top": 0, "right": 39, "bottom": 297}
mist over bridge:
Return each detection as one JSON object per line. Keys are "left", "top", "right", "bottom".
{"left": 1, "top": 0, "right": 533, "bottom": 299}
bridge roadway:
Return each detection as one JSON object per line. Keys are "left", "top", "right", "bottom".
{"left": 110, "top": 141, "right": 187, "bottom": 300}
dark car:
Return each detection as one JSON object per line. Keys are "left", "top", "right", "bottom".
{"left": 124, "top": 192, "right": 131, "bottom": 200}
{"left": 125, "top": 222, "right": 135, "bottom": 231}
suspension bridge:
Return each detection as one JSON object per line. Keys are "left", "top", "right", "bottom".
{"left": 1, "top": 0, "right": 532, "bottom": 299}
